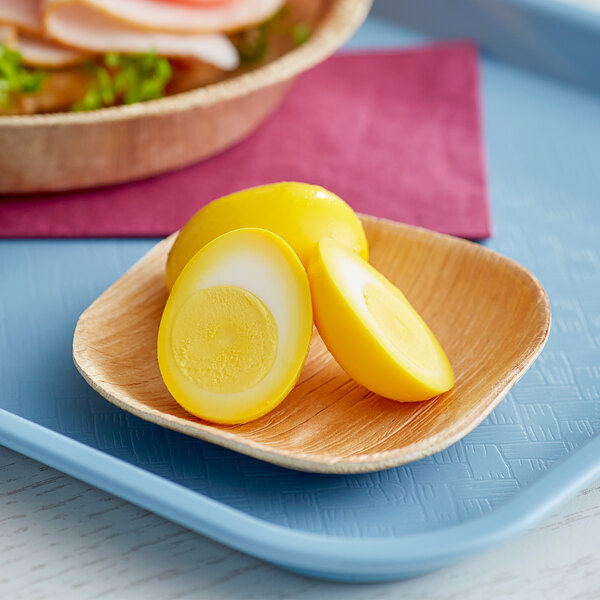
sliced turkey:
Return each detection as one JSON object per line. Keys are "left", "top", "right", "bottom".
{"left": 18, "top": 34, "right": 88, "bottom": 67}
{"left": 44, "top": 0, "right": 284, "bottom": 34}
{"left": 0, "top": 24, "right": 17, "bottom": 46}
{"left": 45, "top": 4, "right": 239, "bottom": 69}
{"left": 0, "top": 0, "right": 43, "bottom": 35}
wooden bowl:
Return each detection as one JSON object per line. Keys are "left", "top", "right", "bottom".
{"left": 0, "top": 0, "right": 371, "bottom": 194}
{"left": 73, "top": 216, "right": 551, "bottom": 473}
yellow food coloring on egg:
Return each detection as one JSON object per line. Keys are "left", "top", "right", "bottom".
{"left": 165, "top": 182, "right": 369, "bottom": 290}
{"left": 363, "top": 282, "right": 439, "bottom": 373}
{"left": 171, "top": 285, "right": 278, "bottom": 394}
{"left": 308, "top": 236, "right": 454, "bottom": 402}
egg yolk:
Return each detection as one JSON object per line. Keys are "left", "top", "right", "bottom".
{"left": 171, "top": 285, "right": 278, "bottom": 394}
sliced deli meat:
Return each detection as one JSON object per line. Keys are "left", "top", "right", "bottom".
{"left": 44, "top": 0, "right": 284, "bottom": 34}
{"left": 0, "top": 0, "right": 86, "bottom": 67}
{"left": 0, "top": 24, "right": 17, "bottom": 46}
{"left": 0, "top": 0, "right": 43, "bottom": 35}
{"left": 18, "top": 34, "right": 88, "bottom": 67}
{"left": 45, "top": 4, "right": 239, "bottom": 69}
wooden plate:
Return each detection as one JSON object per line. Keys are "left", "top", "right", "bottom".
{"left": 73, "top": 216, "right": 551, "bottom": 473}
{"left": 0, "top": 0, "right": 371, "bottom": 194}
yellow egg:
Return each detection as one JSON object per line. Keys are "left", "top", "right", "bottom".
{"left": 308, "top": 237, "right": 454, "bottom": 402}
{"left": 158, "top": 228, "right": 313, "bottom": 424}
{"left": 165, "top": 182, "right": 368, "bottom": 290}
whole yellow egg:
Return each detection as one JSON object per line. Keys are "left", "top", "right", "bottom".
{"left": 158, "top": 228, "right": 313, "bottom": 424}
{"left": 308, "top": 237, "right": 454, "bottom": 402}
{"left": 165, "top": 182, "right": 368, "bottom": 290}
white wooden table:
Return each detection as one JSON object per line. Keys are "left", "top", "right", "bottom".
{"left": 1, "top": 446, "right": 598, "bottom": 599}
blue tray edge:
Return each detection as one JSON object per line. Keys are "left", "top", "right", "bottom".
{"left": 1, "top": 407, "right": 599, "bottom": 582}
{"left": 372, "top": 0, "right": 600, "bottom": 96}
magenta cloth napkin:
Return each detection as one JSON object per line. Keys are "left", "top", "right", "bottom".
{"left": 0, "top": 42, "right": 490, "bottom": 239}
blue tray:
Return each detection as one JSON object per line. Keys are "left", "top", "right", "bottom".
{"left": 372, "top": 0, "right": 600, "bottom": 95}
{"left": 1, "top": 14, "right": 600, "bottom": 583}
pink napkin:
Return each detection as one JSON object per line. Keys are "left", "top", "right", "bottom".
{"left": 0, "top": 42, "right": 490, "bottom": 239}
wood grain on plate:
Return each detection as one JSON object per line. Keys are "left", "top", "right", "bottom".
{"left": 0, "top": 0, "right": 372, "bottom": 194}
{"left": 73, "top": 216, "right": 551, "bottom": 473}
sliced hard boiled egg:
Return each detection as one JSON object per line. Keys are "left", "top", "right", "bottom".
{"left": 308, "top": 237, "right": 454, "bottom": 402}
{"left": 158, "top": 228, "right": 312, "bottom": 424}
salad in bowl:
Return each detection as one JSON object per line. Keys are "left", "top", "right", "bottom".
{"left": 0, "top": 0, "right": 321, "bottom": 114}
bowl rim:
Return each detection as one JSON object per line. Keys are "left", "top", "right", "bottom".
{"left": 0, "top": 0, "right": 372, "bottom": 127}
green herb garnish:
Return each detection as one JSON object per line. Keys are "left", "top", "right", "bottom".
{"left": 0, "top": 44, "right": 46, "bottom": 108}
{"left": 235, "top": 5, "right": 312, "bottom": 65}
{"left": 292, "top": 23, "right": 310, "bottom": 47}
{"left": 72, "top": 51, "right": 172, "bottom": 112}
{"left": 236, "top": 24, "right": 270, "bottom": 63}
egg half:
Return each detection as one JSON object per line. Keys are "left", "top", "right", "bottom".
{"left": 158, "top": 228, "right": 313, "bottom": 424}
{"left": 165, "top": 182, "right": 369, "bottom": 290}
{"left": 308, "top": 237, "right": 454, "bottom": 401}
